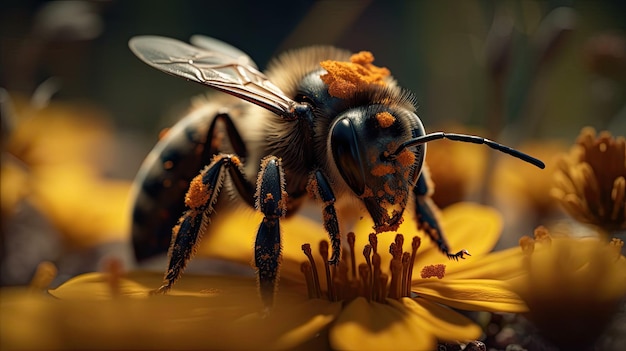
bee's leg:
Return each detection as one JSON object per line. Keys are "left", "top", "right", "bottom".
{"left": 413, "top": 168, "right": 470, "bottom": 260}
{"left": 308, "top": 170, "right": 341, "bottom": 265}
{"left": 254, "top": 156, "right": 287, "bottom": 308}
{"left": 153, "top": 154, "right": 254, "bottom": 294}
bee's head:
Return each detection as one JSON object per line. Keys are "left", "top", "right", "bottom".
{"left": 329, "top": 105, "right": 425, "bottom": 232}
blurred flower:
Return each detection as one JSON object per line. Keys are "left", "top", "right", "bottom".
{"left": 1, "top": 94, "right": 132, "bottom": 248}
{"left": 493, "top": 140, "right": 567, "bottom": 216}
{"left": 1, "top": 92, "right": 134, "bottom": 286}
{"left": 425, "top": 126, "right": 488, "bottom": 207}
{"left": 1, "top": 203, "right": 528, "bottom": 350}
{"left": 511, "top": 226, "right": 626, "bottom": 349}
{"left": 551, "top": 127, "right": 626, "bottom": 234}
{"left": 584, "top": 32, "right": 626, "bottom": 79}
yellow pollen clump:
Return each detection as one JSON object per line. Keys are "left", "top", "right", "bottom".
{"left": 420, "top": 264, "right": 446, "bottom": 279}
{"left": 185, "top": 175, "right": 210, "bottom": 209}
{"left": 320, "top": 51, "right": 390, "bottom": 99}
{"left": 371, "top": 164, "right": 396, "bottom": 177}
{"left": 375, "top": 111, "right": 395, "bottom": 128}
{"left": 396, "top": 149, "right": 416, "bottom": 168}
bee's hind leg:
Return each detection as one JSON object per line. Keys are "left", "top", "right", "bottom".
{"left": 413, "top": 168, "right": 470, "bottom": 260}
{"left": 254, "top": 156, "right": 287, "bottom": 308}
{"left": 153, "top": 154, "right": 254, "bottom": 294}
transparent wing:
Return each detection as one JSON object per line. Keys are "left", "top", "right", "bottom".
{"left": 129, "top": 35, "right": 297, "bottom": 119}
{"left": 189, "top": 35, "right": 258, "bottom": 69}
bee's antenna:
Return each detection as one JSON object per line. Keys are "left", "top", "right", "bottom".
{"left": 387, "top": 132, "right": 545, "bottom": 169}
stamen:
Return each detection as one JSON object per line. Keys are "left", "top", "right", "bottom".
{"left": 378, "top": 273, "right": 389, "bottom": 304}
{"left": 301, "top": 244, "right": 322, "bottom": 298}
{"left": 533, "top": 226, "right": 552, "bottom": 245}
{"left": 336, "top": 260, "right": 349, "bottom": 300}
{"left": 299, "top": 233, "right": 448, "bottom": 304}
{"left": 372, "top": 253, "right": 382, "bottom": 302}
{"left": 300, "top": 262, "right": 317, "bottom": 299}
{"left": 609, "top": 238, "right": 624, "bottom": 260}
{"left": 420, "top": 264, "right": 446, "bottom": 279}
{"left": 401, "top": 252, "right": 411, "bottom": 297}
{"left": 363, "top": 244, "right": 372, "bottom": 290}
{"left": 103, "top": 257, "right": 124, "bottom": 297}
{"left": 388, "top": 258, "right": 403, "bottom": 299}
{"left": 358, "top": 263, "right": 371, "bottom": 302}
{"left": 29, "top": 261, "right": 57, "bottom": 292}
{"left": 393, "top": 234, "right": 404, "bottom": 259}
{"left": 406, "top": 237, "right": 420, "bottom": 296}
{"left": 320, "top": 241, "right": 335, "bottom": 301}
{"left": 347, "top": 232, "right": 357, "bottom": 279}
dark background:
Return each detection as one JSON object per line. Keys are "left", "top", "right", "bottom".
{"left": 2, "top": 1, "right": 624, "bottom": 160}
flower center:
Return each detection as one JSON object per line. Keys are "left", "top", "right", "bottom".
{"left": 300, "top": 233, "right": 446, "bottom": 303}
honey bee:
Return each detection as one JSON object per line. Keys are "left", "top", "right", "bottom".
{"left": 129, "top": 35, "right": 544, "bottom": 307}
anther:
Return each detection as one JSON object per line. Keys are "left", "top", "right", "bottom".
{"left": 519, "top": 236, "right": 536, "bottom": 255}
{"left": 369, "top": 233, "right": 378, "bottom": 254}
{"left": 302, "top": 244, "right": 322, "bottom": 298}
{"left": 533, "top": 226, "right": 552, "bottom": 244}
{"left": 394, "top": 234, "right": 404, "bottom": 258}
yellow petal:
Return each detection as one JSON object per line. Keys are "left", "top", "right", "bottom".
{"left": 237, "top": 295, "right": 341, "bottom": 350}
{"left": 444, "top": 246, "right": 526, "bottom": 280}
{"left": 5, "top": 272, "right": 338, "bottom": 350}
{"left": 50, "top": 271, "right": 263, "bottom": 302}
{"left": 414, "top": 202, "right": 502, "bottom": 266}
{"left": 197, "top": 208, "right": 328, "bottom": 266}
{"left": 330, "top": 297, "right": 435, "bottom": 351}
{"left": 392, "top": 297, "right": 482, "bottom": 341}
{"left": 413, "top": 279, "right": 527, "bottom": 313}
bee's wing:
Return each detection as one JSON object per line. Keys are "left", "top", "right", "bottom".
{"left": 189, "top": 35, "right": 258, "bottom": 70}
{"left": 129, "top": 36, "right": 297, "bottom": 119}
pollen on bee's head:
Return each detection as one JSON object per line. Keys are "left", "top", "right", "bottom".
{"left": 319, "top": 52, "right": 390, "bottom": 99}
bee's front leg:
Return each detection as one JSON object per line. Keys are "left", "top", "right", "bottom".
{"left": 307, "top": 170, "right": 341, "bottom": 265}
{"left": 413, "top": 167, "right": 470, "bottom": 260}
{"left": 254, "top": 156, "right": 287, "bottom": 308}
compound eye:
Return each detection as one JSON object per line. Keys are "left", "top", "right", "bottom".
{"left": 330, "top": 117, "right": 366, "bottom": 195}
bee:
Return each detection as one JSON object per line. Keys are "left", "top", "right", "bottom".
{"left": 128, "top": 35, "right": 544, "bottom": 307}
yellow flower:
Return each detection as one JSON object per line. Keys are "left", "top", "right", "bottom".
{"left": 1, "top": 203, "right": 526, "bottom": 350}
{"left": 294, "top": 203, "right": 526, "bottom": 350}
{"left": 510, "top": 226, "right": 626, "bottom": 349}
{"left": 551, "top": 126, "right": 626, "bottom": 234}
